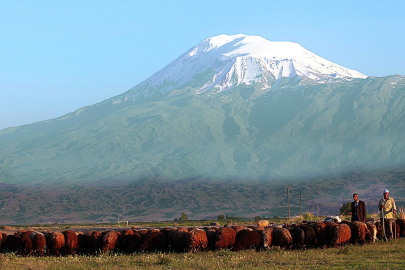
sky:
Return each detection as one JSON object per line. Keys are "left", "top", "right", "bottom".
{"left": 1, "top": 0, "right": 404, "bottom": 131}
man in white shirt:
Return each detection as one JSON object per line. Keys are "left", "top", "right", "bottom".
{"left": 378, "top": 189, "right": 397, "bottom": 240}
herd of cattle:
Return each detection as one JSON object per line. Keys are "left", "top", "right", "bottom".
{"left": 0, "top": 218, "right": 404, "bottom": 256}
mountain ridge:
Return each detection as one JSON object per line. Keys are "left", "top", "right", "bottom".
{"left": 125, "top": 34, "right": 367, "bottom": 102}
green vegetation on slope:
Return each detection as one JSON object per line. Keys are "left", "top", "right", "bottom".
{"left": 1, "top": 76, "right": 405, "bottom": 185}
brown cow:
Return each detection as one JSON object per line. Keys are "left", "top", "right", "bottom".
{"left": 185, "top": 228, "right": 208, "bottom": 252}
{"left": 396, "top": 218, "right": 405, "bottom": 237}
{"left": 286, "top": 226, "right": 305, "bottom": 249}
{"left": 30, "top": 232, "right": 46, "bottom": 257}
{"left": 203, "top": 227, "right": 218, "bottom": 251}
{"left": 272, "top": 228, "right": 293, "bottom": 249}
{"left": 101, "top": 231, "right": 119, "bottom": 253}
{"left": 9, "top": 234, "right": 23, "bottom": 254}
{"left": 331, "top": 223, "right": 351, "bottom": 247}
{"left": 121, "top": 229, "right": 142, "bottom": 253}
{"left": 88, "top": 231, "right": 103, "bottom": 254}
{"left": 233, "top": 229, "right": 261, "bottom": 251}
{"left": 140, "top": 230, "right": 166, "bottom": 252}
{"left": 309, "top": 222, "right": 327, "bottom": 247}
{"left": 63, "top": 230, "right": 78, "bottom": 255}
{"left": 77, "top": 232, "right": 90, "bottom": 255}
{"left": 259, "top": 227, "right": 273, "bottom": 249}
{"left": 1, "top": 233, "right": 7, "bottom": 251}
{"left": 298, "top": 224, "right": 317, "bottom": 247}
{"left": 19, "top": 231, "right": 33, "bottom": 256}
{"left": 214, "top": 227, "right": 236, "bottom": 250}
{"left": 50, "top": 232, "right": 65, "bottom": 256}
{"left": 365, "top": 222, "right": 377, "bottom": 243}
{"left": 343, "top": 221, "right": 368, "bottom": 245}
{"left": 169, "top": 227, "right": 189, "bottom": 252}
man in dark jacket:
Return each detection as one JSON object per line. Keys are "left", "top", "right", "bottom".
{"left": 349, "top": 193, "right": 366, "bottom": 222}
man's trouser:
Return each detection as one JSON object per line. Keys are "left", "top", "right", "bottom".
{"left": 381, "top": 218, "right": 394, "bottom": 239}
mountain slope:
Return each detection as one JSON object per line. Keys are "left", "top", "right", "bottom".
{"left": 1, "top": 75, "right": 404, "bottom": 185}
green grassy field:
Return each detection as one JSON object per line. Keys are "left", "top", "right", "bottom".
{"left": 1, "top": 239, "right": 405, "bottom": 270}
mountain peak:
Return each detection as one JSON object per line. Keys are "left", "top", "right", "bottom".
{"left": 129, "top": 34, "right": 367, "bottom": 99}
{"left": 187, "top": 34, "right": 267, "bottom": 56}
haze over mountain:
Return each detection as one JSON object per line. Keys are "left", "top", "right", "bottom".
{"left": 0, "top": 34, "right": 404, "bottom": 187}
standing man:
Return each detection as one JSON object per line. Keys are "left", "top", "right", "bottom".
{"left": 349, "top": 193, "right": 366, "bottom": 222}
{"left": 378, "top": 189, "right": 397, "bottom": 240}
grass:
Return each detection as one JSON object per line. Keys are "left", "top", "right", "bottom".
{"left": 1, "top": 239, "right": 405, "bottom": 269}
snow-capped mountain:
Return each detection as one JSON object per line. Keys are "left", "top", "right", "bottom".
{"left": 129, "top": 34, "right": 367, "bottom": 97}
{"left": 2, "top": 31, "right": 404, "bottom": 224}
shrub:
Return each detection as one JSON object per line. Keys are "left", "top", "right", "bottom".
{"left": 180, "top": 212, "right": 188, "bottom": 221}
{"left": 340, "top": 202, "right": 351, "bottom": 215}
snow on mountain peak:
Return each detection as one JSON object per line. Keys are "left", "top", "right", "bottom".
{"left": 132, "top": 34, "right": 367, "bottom": 96}
{"left": 187, "top": 34, "right": 267, "bottom": 57}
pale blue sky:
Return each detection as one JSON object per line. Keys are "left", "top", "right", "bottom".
{"left": 1, "top": 0, "right": 404, "bottom": 130}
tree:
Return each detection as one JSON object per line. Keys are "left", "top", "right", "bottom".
{"left": 340, "top": 202, "right": 351, "bottom": 215}
{"left": 254, "top": 216, "right": 261, "bottom": 221}
{"left": 217, "top": 214, "right": 225, "bottom": 220}
{"left": 180, "top": 212, "right": 188, "bottom": 221}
